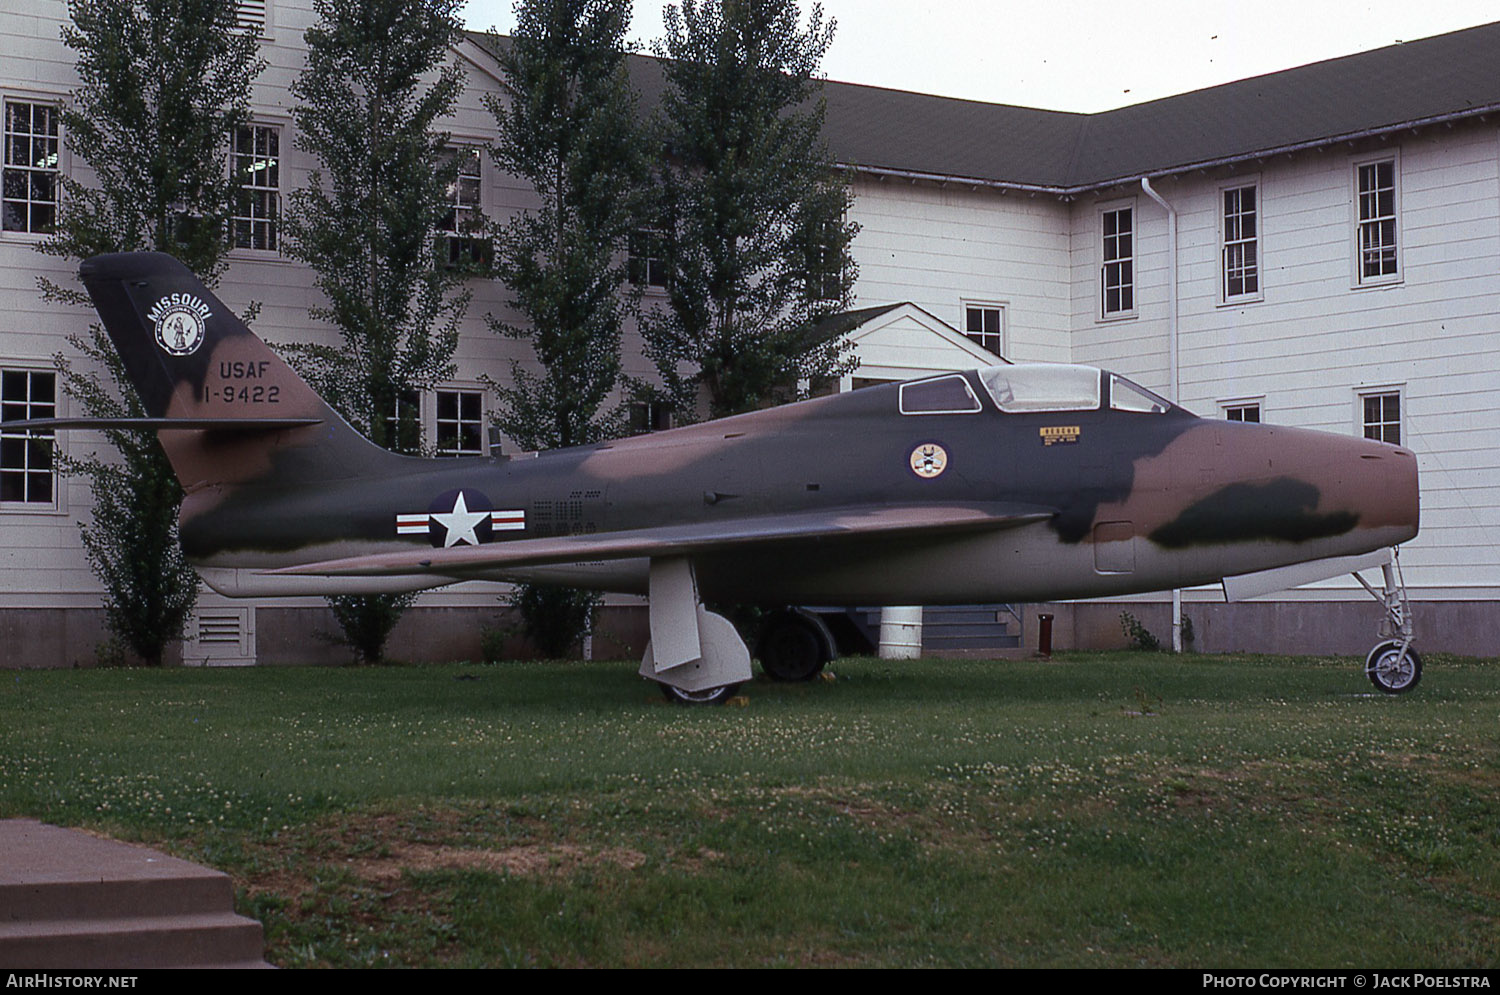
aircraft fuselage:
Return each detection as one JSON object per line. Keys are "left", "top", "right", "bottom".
{"left": 183, "top": 367, "right": 1419, "bottom": 604}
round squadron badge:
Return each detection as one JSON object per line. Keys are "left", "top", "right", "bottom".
{"left": 147, "top": 293, "right": 212, "bottom": 357}
{"left": 909, "top": 442, "right": 949, "bottom": 479}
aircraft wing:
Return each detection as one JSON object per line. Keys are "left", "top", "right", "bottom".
{"left": 269, "top": 502, "right": 1055, "bottom": 579}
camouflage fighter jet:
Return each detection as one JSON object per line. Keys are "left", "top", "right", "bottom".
{"left": 17, "top": 253, "right": 1422, "bottom": 700}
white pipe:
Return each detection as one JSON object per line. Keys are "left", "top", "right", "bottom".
{"left": 1141, "top": 177, "right": 1183, "bottom": 654}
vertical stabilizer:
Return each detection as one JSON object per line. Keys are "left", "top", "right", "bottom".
{"left": 78, "top": 252, "right": 401, "bottom": 495}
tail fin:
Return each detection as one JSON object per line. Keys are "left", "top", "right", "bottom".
{"left": 79, "top": 252, "right": 400, "bottom": 493}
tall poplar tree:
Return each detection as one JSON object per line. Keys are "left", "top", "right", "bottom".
{"left": 487, "top": 0, "right": 648, "bottom": 453}
{"left": 486, "top": 0, "right": 649, "bottom": 657}
{"left": 283, "top": 0, "right": 469, "bottom": 449}
{"left": 37, "top": 0, "right": 263, "bottom": 665}
{"left": 642, "top": 0, "right": 858, "bottom": 420}
{"left": 283, "top": 0, "right": 469, "bottom": 663}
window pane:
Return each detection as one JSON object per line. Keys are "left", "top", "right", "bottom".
{"left": 899, "top": 375, "right": 982, "bottom": 414}
{"left": 979, "top": 365, "right": 1101, "bottom": 413}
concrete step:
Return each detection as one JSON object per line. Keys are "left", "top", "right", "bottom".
{"left": 0, "top": 912, "right": 266, "bottom": 969}
{"left": 0, "top": 820, "right": 269, "bottom": 969}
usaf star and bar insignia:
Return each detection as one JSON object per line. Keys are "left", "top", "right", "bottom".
{"left": 396, "top": 489, "right": 525, "bottom": 548}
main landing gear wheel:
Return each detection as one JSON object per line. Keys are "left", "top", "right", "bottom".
{"left": 659, "top": 682, "right": 741, "bottom": 705}
{"left": 1366, "top": 640, "right": 1422, "bottom": 694}
{"left": 757, "top": 610, "right": 830, "bottom": 682}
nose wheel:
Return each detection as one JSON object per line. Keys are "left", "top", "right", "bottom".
{"left": 1365, "top": 640, "right": 1421, "bottom": 694}
{"left": 1354, "top": 552, "right": 1420, "bottom": 694}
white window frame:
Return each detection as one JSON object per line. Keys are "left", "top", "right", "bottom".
{"left": 1352, "top": 152, "right": 1401, "bottom": 288}
{"left": 1219, "top": 397, "right": 1264, "bottom": 423}
{"left": 2, "top": 94, "right": 64, "bottom": 240}
{"left": 434, "top": 386, "right": 487, "bottom": 457}
{"left": 230, "top": 121, "right": 282, "bottom": 254}
{"left": 1219, "top": 179, "right": 1262, "bottom": 304}
{"left": 1356, "top": 386, "right": 1404, "bottom": 446}
{"left": 1098, "top": 200, "right": 1136, "bottom": 320}
{"left": 384, "top": 387, "right": 423, "bottom": 455}
{"left": 437, "top": 145, "right": 484, "bottom": 236}
{"left": 436, "top": 143, "right": 489, "bottom": 271}
{"left": 1, "top": 363, "right": 63, "bottom": 513}
{"left": 628, "top": 227, "right": 668, "bottom": 290}
{"left": 803, "top": 216, "right": 847, "bottom": 303}
{"left": 961, "top": 300, "right": 1007, "bottom": 357}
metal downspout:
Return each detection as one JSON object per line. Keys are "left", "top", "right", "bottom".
{"left": 1141, "top": 176, "right": 1183, "bottom": 654}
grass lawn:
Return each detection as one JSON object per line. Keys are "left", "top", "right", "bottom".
{"left": 1, "top": 652, "right": 1496, "bottom": 968}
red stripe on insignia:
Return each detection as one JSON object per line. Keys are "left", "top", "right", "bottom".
{"left": 491, "top": 510, "right": 525, "bottom": 531}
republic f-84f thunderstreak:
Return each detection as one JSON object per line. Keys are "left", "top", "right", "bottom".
{"left": 24, "top": 253, "right": 1422, "bottom": 700}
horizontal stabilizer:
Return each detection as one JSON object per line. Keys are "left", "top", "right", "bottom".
{"left": 1222, "top": 547, "right": 1393, "bottom": 602}
{"left": 3, "top": 417, "right": 323, "bottom": 432}
{"left": 268, "top": 502, "right": 1056, "bottom": 579}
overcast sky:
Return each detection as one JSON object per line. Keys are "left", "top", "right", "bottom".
{"left": 460, "top": 0, "right": 1500, "bottom": 112}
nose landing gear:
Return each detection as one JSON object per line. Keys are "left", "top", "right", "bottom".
{"left": 1353, "top": 553, "right": 1420, "bottom": 694}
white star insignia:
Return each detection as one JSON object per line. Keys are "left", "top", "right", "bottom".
{"left": 429, "top": 490, "right": 489, "bottom": 547}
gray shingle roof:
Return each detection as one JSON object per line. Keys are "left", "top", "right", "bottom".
{"left": 467, "top": 19, "right": 1500, "bottom": 194}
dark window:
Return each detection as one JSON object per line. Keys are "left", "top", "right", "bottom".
{"left": 1224, "top": 403, "right": 1261, "bottom": 423}
{"left": 628, "top": 229, "right": 667, "bottom": 288}
{"left": 1357, "top": 160, "right": 1398, "bottom": 282}
{"left": 1222, "top": 185, "right": 1259, "bottom": 299}
{"left": 438, "top": 146, "right": 489, "bottom": 269}
{"left": 964, "top": 305, "right": 1004, "bottom": 355}
{"left": 436, "top": 389, "right": 484, "bottom": 456}
{"left": 384, "top": 388, "right": 422, "bottom": 454}
{"left": 231, "top": 125, "right": 279, "bottom": 251}
{"left": 1, "top": 369, "right": 56, "bottom": 505}
{"left": 1101, "top": 207, "right": 1133, "bottom": 315}
{"left": 628, "top": 399, "right": 673, "bottom": 433}
{"left": 804, "top": 221, "right": 845, "bottom": 302}
{"left": 1362, "top": 392, "right": 1401, "bottom": 445}
{"left": 3, "top": 101, "right": 60, "bottom": 235}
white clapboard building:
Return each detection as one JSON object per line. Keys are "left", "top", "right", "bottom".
{"left": 4, "top": 0, "right": 1500, "bottom": 664}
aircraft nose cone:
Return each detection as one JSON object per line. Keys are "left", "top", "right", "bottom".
{"left": 1345, "top": 439, "right": 1420, "bottom": 543}
{"left": 1148, "top": 423, "right": 1420, "bottom": 556}
{"left": 1263, "top": 428, "right": 1419, "bottom": 547}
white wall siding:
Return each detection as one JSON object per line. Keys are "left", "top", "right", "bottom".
{"left": 848, "top": 177, "right": 1072, "bottom": 364}
{"left": 1074, "top": 124, "right": 1500, "bottom": 597}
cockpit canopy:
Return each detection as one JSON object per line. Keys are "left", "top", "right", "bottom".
{"left": 898, "top": 365, "right": 1173, "bottom": 416}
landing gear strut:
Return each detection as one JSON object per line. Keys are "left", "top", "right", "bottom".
{"left": 1353, "top": 552, "right": 1420, "bottom": 694}
{"left": 639, "top": 557, "right": 753, "bottom": 705}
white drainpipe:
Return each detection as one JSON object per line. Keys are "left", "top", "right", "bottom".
{"left": 1140, "top": 176, "right": 1183, "bottom": 654}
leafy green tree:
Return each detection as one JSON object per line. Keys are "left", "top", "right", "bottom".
{"left": 485, "top": 0, "right": 652, "bottom": 657}
{"left": 283, "top": 0, "right": 470, "bottom": 450}
{"left": 283, "top": 0, "right": 470, "bottom": 663}
{"left": 642, "top": 0, "right": 858, "bottom": 420}
{"left": 487, "top": 0, "right": 648, "bottom": 452}
{"left": 37, "top": 0, "right": 264, "bottom": 665}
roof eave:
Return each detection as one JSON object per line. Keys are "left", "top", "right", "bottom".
{"left": 844, "top": 104, "right": 1500, "bottom": 197}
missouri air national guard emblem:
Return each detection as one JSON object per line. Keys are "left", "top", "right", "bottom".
{"left": 147, "top": 293, "right": 211, "bottom": 356}
{"left": 909, "top": 442, "right": 948, "bottom": 479}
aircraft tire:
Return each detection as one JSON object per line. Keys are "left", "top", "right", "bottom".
{"left": 1366, "top": 640, "right": 1422, "bottom": 694}
{"left": 659, "top": 682, "right": 741, "bottom": 705}
{"left": 757, "top": 610, "right": 829, "bottom": 682}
